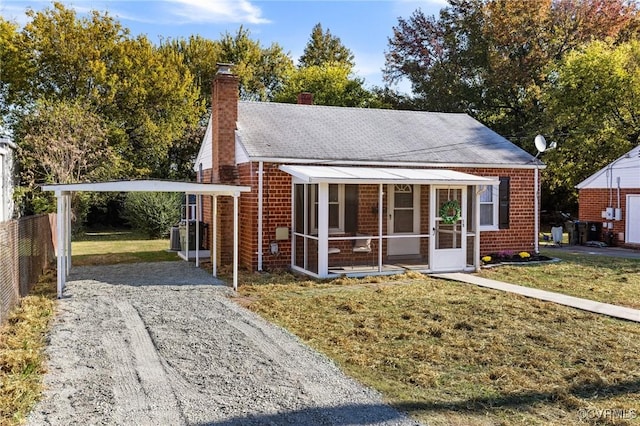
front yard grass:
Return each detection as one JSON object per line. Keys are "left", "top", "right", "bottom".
{"left": 72, "top": 229, "right": 177, "bottom": 266}
{"left": 239, "top": 272, "right": 640, "bottom": 425}
{"left": 478, "top": 249, "right": 640, "bottom": 309}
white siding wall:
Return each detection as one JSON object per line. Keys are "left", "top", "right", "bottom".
{"left": 577, "top": 146, "right": 640, "bottom": 189}
{"left": 0, "top": 146, "right": 14, "bottom": 222}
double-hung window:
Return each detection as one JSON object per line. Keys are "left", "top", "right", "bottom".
{"left": 478, "top": 177, "right": 510, "bottom": 230}
{"left": 479, "top": 184, "right": 499, "bottom": 230}
{"left": 311, "top": 184, "right": 345, "bottom": 234}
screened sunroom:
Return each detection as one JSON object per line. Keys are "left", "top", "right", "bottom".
{"left": 280, "top": 165, "right": 500, "bottom": 278}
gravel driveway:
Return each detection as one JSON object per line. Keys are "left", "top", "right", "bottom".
{"left": 28, "top": 262, "right": 420, "bottom": 426}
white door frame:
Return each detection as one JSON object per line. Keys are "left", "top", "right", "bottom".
{"left": 626, "top": 194, "right": 640, "bottom": 244}
{"left": 387, "top": 184, "right": 421, "bottom": 256}
{"left": 430, "top": 186, "right": 467, "bottom": 271}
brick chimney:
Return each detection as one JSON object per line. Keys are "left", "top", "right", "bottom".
{"left": 212, "top": 63, "right": 239, "bottom": 183}
{"left": 297, "top": 92, "right": 314, "bottom": 105}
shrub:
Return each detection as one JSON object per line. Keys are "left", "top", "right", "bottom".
{"left": 122, "top": 192, "right": 181, "bottom": 238}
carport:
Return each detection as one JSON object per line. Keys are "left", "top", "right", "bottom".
{"left": 42, "top": 180, "right": 251, "bottom": 297}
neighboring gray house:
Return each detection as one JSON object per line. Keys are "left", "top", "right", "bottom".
{"left": 0, "top": 137, "right": 16, "bottom": 222}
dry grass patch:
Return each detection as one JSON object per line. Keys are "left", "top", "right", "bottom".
{"left": 478, "top": 250, "right": 640, "bottom": 309}
{"left": 239, "top": 273, "right": 640, "bottom": 425}
{"left": 0, "top": 270, "right": 56, "bottom": 425}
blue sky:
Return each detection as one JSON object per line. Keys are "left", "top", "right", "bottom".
{"left": 1, "top": 0, "right": 446, "bottom": 90}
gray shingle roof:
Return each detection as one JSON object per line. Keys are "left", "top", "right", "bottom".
{"left": 236, "top": 101, "right": 536, "bottom": 165}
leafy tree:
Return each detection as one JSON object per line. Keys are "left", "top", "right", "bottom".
{"left": 101, "top": 35, "right": 203, "bottom": 177}
{"left": 15, "top": 99, "right": 112, "bottom": 219}
{"left": 299, "top": 23, "right": 355, "bottom": 69}
{"left": 163, "top": 28, "right": 294, "bottom": 104}
{"left": 0, "top": 19, "right": 30, "bottom": 125}
{"left": 17, "top": 99, "right": 111, "bottom": 185}
{"left": 274, "top": 23, "right": 378, "bottom": 107}
{"left": 273, "top": 64, "right": 378, "bottom": 107}
{"left": 541, "top": 40, "right": 640, "bottom": 209}
{"left": 3, "top": 2, "right": 204, "bottom": 181}
{"left": 385, "top": 0, "right": 640, "bottom": 140}
{"left": 217, "top": 27, "right": 294, "bottom": 101}
{"left": 123, "top": 192, "right": 181, "bottom": 238}
{"left": 161, "top": 35, "right": 223, "bottom": 105}
{"left": 7, "top": 2, "right": 129, "bottom": 108}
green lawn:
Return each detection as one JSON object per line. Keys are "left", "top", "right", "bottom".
{"left": 239, "top": 272, "right": 640, "bottom": 425}
{"left": 478, "top": 249, "right": 640, "bottom": 309}
{"left": 71, "top": 229, "right": 178, "bottom": 266}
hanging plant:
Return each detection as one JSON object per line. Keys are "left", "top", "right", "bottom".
{"left": 439, "top": 200, "right": 461, "bottom": 224}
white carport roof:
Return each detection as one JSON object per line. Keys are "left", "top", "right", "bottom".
{"left": 279, "top": 165, "right": 500, "bottom": 186}
{"left": 42, "top": 179, "right": 250, "bottom": 196}
{"left": 42, "top": 180, "right": 251, "bottom": 298}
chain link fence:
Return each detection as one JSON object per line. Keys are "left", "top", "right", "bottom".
{"left": 0, "top": 214, "right": 56, "bottom": 324}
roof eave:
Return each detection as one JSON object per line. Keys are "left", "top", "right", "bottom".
{"left": 244, "top": 156, "right": 544, "bottom": 170}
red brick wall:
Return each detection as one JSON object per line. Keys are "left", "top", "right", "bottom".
{"left": 579, "top": 188, "right": 637, "bottom": 246}
{"left": 457, "top": 167, "right": 537, "bottom": 256}
{"left": 206, "top": 164, "right": 537, "bottom": 271}
{"left": 211, "top": 72, "right": 238, "bottom": 183}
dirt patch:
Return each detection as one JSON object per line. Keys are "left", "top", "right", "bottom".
{"left": 28, "top": 262, "right": 419, "bottom": 425}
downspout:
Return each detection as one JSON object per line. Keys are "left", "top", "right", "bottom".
{"left": 474, "top": 186, "right": 481, "bottom": 272}
{"left": 257, "top": 161, "right": 264, "bottom": 271}
{"left": 534, "top": 165, "right": 540, "bottom": 254}
{"left": 378, "top": 184, "right": 383, "bottom": 272}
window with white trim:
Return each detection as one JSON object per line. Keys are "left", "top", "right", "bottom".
{"left": 476, "top": 178, "right": 510, "bottom": 230}
{"left": 311, "top": 184, "right": 345, "bottom": 234}
{"left": 479, "top": 184, "right": 499, "bottom": 230}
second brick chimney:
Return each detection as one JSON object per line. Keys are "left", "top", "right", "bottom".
{"left": 297, "top": 92, "right": 314, "bottom": 105}
{"left": 211, "top": 63, "right": 239, "bottom": 183}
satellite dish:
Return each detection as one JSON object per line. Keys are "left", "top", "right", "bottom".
{"left": 534, "top": 134, "right": 547, "bottom": 153}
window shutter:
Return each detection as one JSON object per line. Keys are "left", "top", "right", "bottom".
{"left": 499, "top": 177, "right": 510, "bottom": 229}
{"left": 344, "top": 184, "right": 358, "bottom": 233}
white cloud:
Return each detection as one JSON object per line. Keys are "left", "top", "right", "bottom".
{"left": 0, "top": 0, "right": 271, "bottom": 27}
{"left": 163, "top": 0, "right": 270, "bottom": 24}
{"left": 391, "top": 0, "right": 447, "bottom": 18}
{"left": 0, "top": 3, "right": 34, "bottom": 26}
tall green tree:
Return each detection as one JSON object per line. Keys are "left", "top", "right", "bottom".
{"left": 160, "top": 35, "right": 223, "bottom": 105}
{"left": 299, "top": 23, "right": 355, "bottom": 69}
{"left": 15, "top": 99, "right": 112, "bottom": 216}
{"left": 274, "top": 23, "right": 377, "bottom": 107}
{"left": 0, "top": 19, "right": 30, "bottom": 126}
{"left": 4, "top": 2, "right": 204, "bottom": 180}
{"left": 273, "top": 64, "right": 378, "bottom": 107}
{"left": 163, "top": 29, "right": 294, "bottom": 104}
{"left": 217, "top": 27, "right": 294, "bottom": 101}
{"left": 541, "top": 40, "right": 640, "bottom": 208}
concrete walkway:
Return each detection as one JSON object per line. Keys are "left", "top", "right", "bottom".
{"left": 540, "top": 244, "right": 640, "bottom": 259}
{"left": 432, "top": 272, "right": 640, "bottom": 323}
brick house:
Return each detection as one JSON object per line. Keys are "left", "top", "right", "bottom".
{"left": 576, "top": 145, "right": 640, "bottom": 247}
{"left": 194, "top": 65, "right": 541, "bottom": 278}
